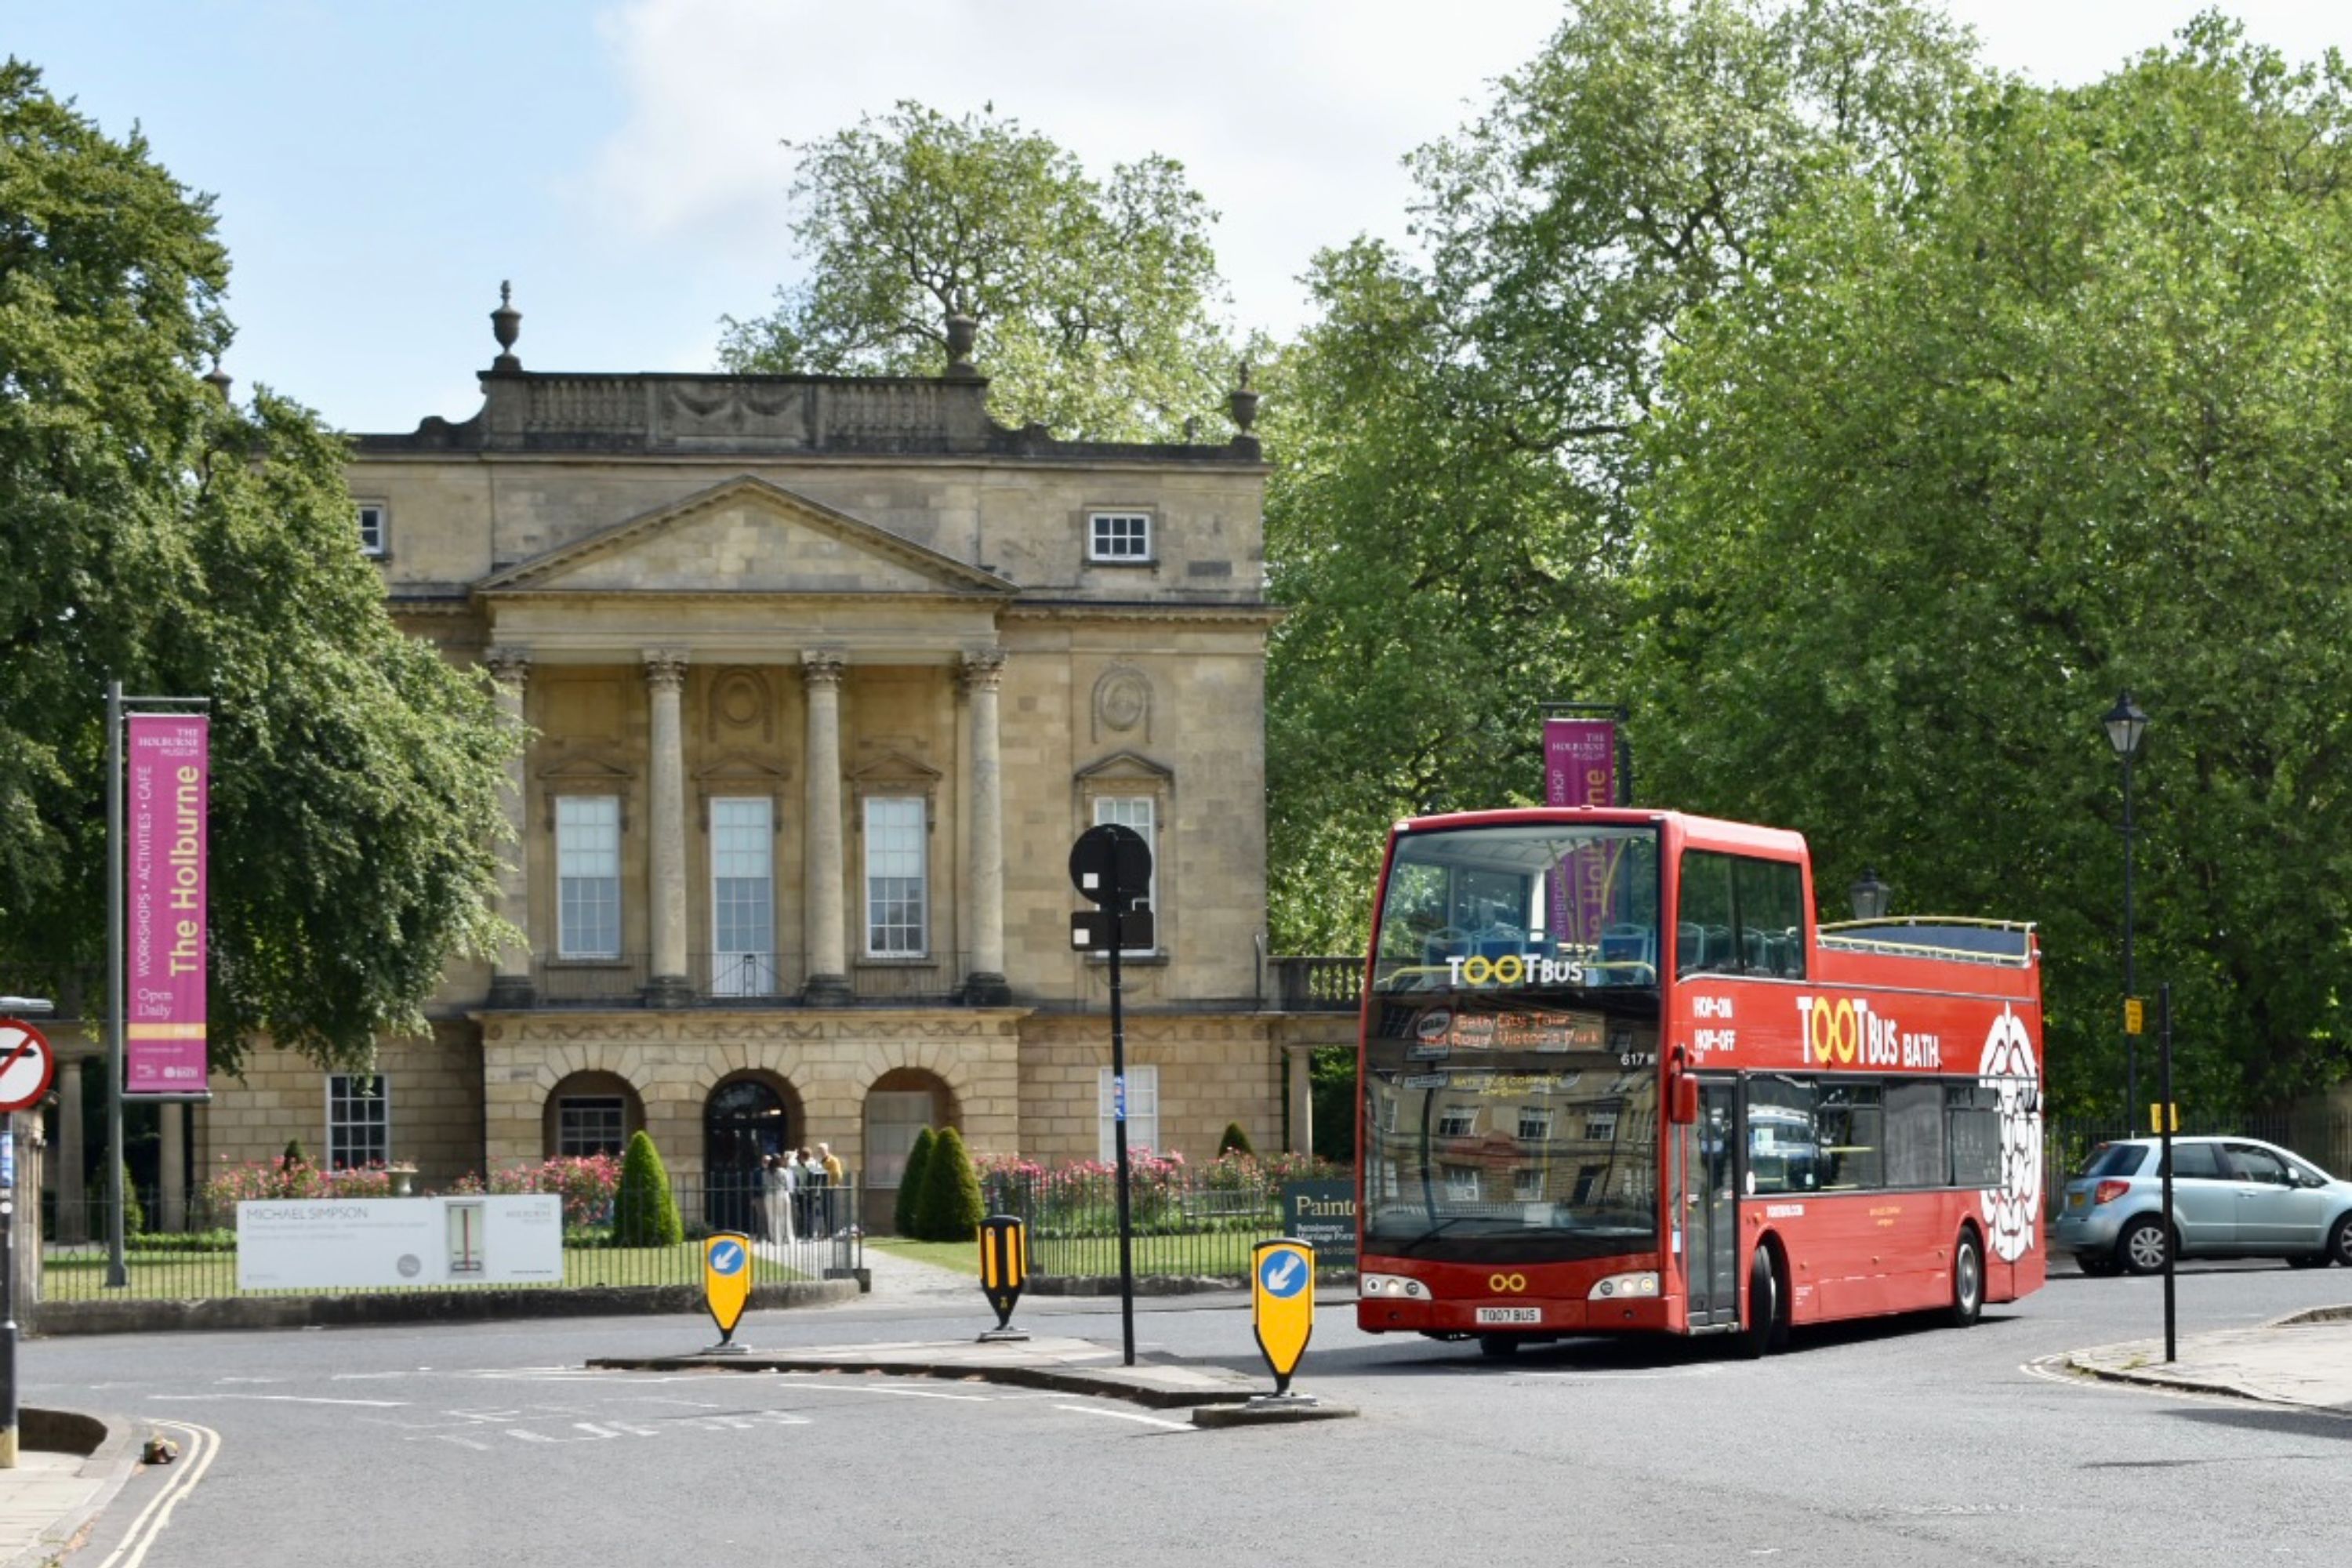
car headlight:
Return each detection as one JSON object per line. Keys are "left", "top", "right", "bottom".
{"left": 1360, "top": 1272, "right": 1430, "bottom": 1300}
{"left": 1588, "top": 1271, "right": 1660, "bottom": 1300}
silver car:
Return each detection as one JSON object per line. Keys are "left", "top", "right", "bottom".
{"left": 2053, "top": 1136, "right": 2352, "bottom": 1275}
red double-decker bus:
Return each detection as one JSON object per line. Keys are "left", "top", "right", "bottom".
{"left": 1354, "top": 808, "right": 2045, "bottom": 1356}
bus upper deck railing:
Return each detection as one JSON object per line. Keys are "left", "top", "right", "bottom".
{"left": 1817, "top": 916, "right": 2038, "bottom": 967}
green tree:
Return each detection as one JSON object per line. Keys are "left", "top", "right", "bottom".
{"left": 718, "top": 101, "right": 1236, "bottom": 441}
{"left": 0, "top": 62, "right": 515, "bottom": 1073}
{"left": 1263, "top": 0, "right": 1980, "bottom": 952}
{"left": 914, "top": 1126, "right": 984, "bottom": 1243}
{"left": 892, "top": 1125, "right": 935, "bottom": 1237}
{"left": 122, "top": 1160, "right": 146, "bottom": 1237}
{"left": 1631, "top": 16, "right": 2352, "bottom": 1111}
{"left": 613, "top": 1131, "right": 683, "bottom": 1247}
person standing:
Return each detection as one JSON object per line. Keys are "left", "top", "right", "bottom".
{"left": 793, "top": 1147, "right": 820, "bottom": 1240}
{"left": 818, "top": 1142, "right": 845, "bottom": 1235}
{"left": 764, "top": 1152, "right": 796, "bottom": 1247}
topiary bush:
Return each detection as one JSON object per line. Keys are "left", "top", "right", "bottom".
{"left": 893, "top": 1126, "right": 935, "bottom": 1237}
{"left": 122, "top": 1160, "right": 147, "bottom": 1237}
{"left": 916, "top": 1127, "right": 985, "bottom": 1243}
{"left": 612, "top": 1130, "right": 683, "bottom": 1247}
{"left": 1218, "top": 1121, "right": 1254, "bottom": 1157}
{"left": 282, "top": 1138, "right": 307, "bottom": 1168}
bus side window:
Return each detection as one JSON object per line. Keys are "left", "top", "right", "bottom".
{"left": 1733, "top": 857, "right": 1807, "bottom": 980}
{"left": 1679, "top": 851, "right": 1736, "bottom": 975}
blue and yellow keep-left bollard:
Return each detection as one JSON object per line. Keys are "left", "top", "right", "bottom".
{"left": 702, "top": 1232, "right": 753, "bottom": 1354}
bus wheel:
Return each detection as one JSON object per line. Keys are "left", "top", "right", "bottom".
{"left": 1948, "top": 1230, "right": 1984, "bottom": 1328}
{"left": 1738, "top": 1246, "right": 1783, "bottom": 1359}
{"left": 1478, "top": 1334, "right": 1521, "bottom": 1359}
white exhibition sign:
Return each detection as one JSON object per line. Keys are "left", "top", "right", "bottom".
{"left": 236, "top": 1195, "right": 563, "bottom": 1290}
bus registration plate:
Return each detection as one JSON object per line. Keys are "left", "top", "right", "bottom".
{"left": 1476, "top": 1307, "right": 1541, "bottom": 1325}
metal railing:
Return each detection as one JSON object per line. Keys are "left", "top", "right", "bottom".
{"left": 1267, "top": 956, "right": 1364, "bottom": 1011}
{"left": 980, "top": 1158, "right": 1353, "bottom": 1279}
{"left": 38, "top": 1178, "right": 861, "bottom": 1303}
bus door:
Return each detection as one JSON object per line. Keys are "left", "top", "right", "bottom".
{"left": 1680, "top": 1077, "right": 1740, "bottom": 1327}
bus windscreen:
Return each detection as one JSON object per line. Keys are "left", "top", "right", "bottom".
{"left": 1373, "top": 823, "right": 1661, "bottom": 994}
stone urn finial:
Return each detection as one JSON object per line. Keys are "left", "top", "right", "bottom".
{"left": 944, "top": 312, "right": 981, "bottom": 380}
{"left": 491, "top": 281, "right": 522, "bottom": 373}
{"left": 1228, "top": 361, "right": 1260, "bottom": 435}
{"left": 203, "top": 358, "right": 234, "bottom": 402}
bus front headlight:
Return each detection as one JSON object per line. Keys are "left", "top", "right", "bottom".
{"left": 1588, "top": 1272, "right": 1659, "bottom": 1300}
{"left": 1361, "top": 1272, "right": 1430, "bottom": 1300}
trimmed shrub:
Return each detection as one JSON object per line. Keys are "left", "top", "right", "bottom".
{"left": 612, "top": 1131, "right": 683, "bottom": 1247}
{"left": 282, "top": 1138, "right": 307, "bottom": 1168}
{"left": 916, "top": 1127, "right": 985, "bottom": 1243}
{"left": 1218, "top": 1121, "right": 1255, "bottom": 1157}
{"left": 123, "top": 1161, "right": 147, "bottom": 1237}
{"left": 893, "top": 1127, "right": 936, "bottom": 1237}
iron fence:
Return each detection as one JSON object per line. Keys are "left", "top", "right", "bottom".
{"left": 2042, "top": 1113, "right": 2352, "bottom": 1215}
{"left": 38, "top": 1178, "right": 862, "bottom": 1303}
{"left": 980, "top": 1159, "right": 1353, "bottom": 1279}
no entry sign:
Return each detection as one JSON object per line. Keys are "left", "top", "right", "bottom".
{"left": 0, "top": 1020, "right": 56, "bottom": 1113}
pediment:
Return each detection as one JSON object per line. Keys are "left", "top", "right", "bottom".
{"left": 850, "top": 750, "right": 945, "bottom": 791}
{"left": 481, "top": 476, "right": 1018, "bottom": 597}
{"left": 537, "top": 754, "right": 635, "bottom": 785}
{"left": 695, "top": 751, "right": 793, "bottom": 787}
{"left": 1074, "top": 750, "right": 1174, "bottom": 784}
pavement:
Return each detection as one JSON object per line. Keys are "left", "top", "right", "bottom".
{"left": 2062, "top": 1303, "right": 2352, "bottom": 1413}
{"left": 0, "top": 1414, "right": 147, "bottom": 1568}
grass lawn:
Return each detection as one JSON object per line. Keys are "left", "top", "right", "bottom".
{"left": 866, "top": 1237, "right": 982, "bottom": 1275}
{"left": 869, "top": 1230, "right": 1269, "bottom": 1279}
{"left": 40, "top": 1242, "right": 796, "bottom": 1302}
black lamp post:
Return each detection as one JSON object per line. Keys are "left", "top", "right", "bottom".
{"left": 1849, "top": 868, "right": 1892, "bottom": 920}
{"left": 2103, "top": 691, "right": 2149, "bottom": 1123}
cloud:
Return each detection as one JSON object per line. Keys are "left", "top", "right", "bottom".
{"left": 585, "top": 0, "right": 1561, "bottom": 336}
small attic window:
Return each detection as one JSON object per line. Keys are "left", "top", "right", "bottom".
{"left": 1087, "top": 511, "right": 1152, "bottom": 564}
{"left": 356, "top": 503, "right": 388, "bottom": 557}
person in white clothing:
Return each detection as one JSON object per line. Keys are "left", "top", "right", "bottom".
{"left": 764, "top": 1152, "right": 797, "bottom": 1245}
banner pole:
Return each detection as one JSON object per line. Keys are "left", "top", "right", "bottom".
{"left": 104, "top": 679, "right": 127, "bottom": 1289}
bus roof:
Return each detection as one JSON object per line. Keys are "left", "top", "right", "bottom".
{"left": 1396, "top": 807, "right": 1809, "bottom": 861}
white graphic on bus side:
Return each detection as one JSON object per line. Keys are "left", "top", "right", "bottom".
{"left": 1978, "top": 1007, "right": 2042, "bottom": 1262}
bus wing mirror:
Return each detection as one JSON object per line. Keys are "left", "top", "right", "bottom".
{"left": 1669, "top": 1073, "right": 1700, "bottom": 1126}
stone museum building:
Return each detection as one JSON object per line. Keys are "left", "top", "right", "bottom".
{"left": 40, "top": 300, "right": 1357, "bottom": 1233}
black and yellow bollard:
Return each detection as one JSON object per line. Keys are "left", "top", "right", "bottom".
{"left": 978, "top": 1214, "right": 1030, "bottom": 1342}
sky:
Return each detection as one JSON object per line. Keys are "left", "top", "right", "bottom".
{"left": 13, "top": 2, "right": 2347, "bottom": 434}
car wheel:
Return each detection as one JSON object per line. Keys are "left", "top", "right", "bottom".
{"left": 1738, "top": 1244, "right": 1784, "bottom": 1359}
{"left": 1477, "top": 1334, "right": 1520, "bottom": 1359}
{"left": 2118, "top": 1214, "right": 2169, "bottom": 1275}
{"left": 2330, "top": 1215, "right": 2352, "bottom": 1269}
{"left": 2076, "top": 1254, "right": 2121, "bottom": 1278}
{"left": 1948, "top": 1231, "right": 1985, "bottom": 1327}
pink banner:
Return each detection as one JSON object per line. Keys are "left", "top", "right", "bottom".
{"left": 126, "top": 714, "right": 209, "bottom": 1094}
{"left": 1544, "top": 718, "right": 1618, "bottom": 946}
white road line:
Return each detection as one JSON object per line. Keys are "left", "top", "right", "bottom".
{"left": 766, "top": 1379, "right": 990, "bottom": 1402}
{"left": 1052, "top": 1404, "right": 1195, "bottom": 1431}
{"left": 148, "top": 1393, "right": 408, "bottom": 1407}
{"left": 96, "top": 1421, "right": 220, "bottom": 1568}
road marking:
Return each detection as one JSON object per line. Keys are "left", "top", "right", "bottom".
{"left": 1052, "top": 1404, "right": 1195, "bottom": 1431}
{"left": 764, "top": 1378, "right": 989, "bottom": 1401}
{"left": 95, "top": 1421, "right": 219, "bottom": 1568}
{"left": 150, "top": 1394, "right": 409, "bottom": 1407}
{"left": 2020, "top": 1355, "right": 2352, "bottom": 1421}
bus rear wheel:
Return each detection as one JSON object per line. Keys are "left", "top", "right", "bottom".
{"left": 1738, "top": 1245, "right": 1784, "bottom": 1358}
{"left": 1948, "top": 1230, "right": 1984, "bottom": 1328}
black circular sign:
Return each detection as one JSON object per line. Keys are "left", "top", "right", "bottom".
{"left": 1069, "top": 823, "right": 1152, "bottom": 909}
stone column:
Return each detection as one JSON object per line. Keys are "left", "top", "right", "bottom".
{"left": 56, "top": 1054, "right": 86, "bottom": 1242}
{"left": 644, "top": 649, "right": 691, "bottom": 1006}
{"left": 801, "top": 651, "right": 850, "bottom": 1004}
{"left": 158, "top": 1101, "right": 186, "bottom": 1232}
{"left": 485, "top": 646, "right": 534, "bottom": 1007}
{"left": 960, "top": 649, "right": 1011, "bottom": 1004}
{"left": 1287, "top": 1044, "right": 1315, "bottom": 1157}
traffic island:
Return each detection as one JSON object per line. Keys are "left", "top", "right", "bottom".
{"left": 2063, "top": 1305, "right": 2352, "bottom": 1409}
{"left": 587, "top": 1334, "right": 1262, "bottom": 1411}
{"left": 1192, "top": 1396, "right": 1358, "bottom": 1428}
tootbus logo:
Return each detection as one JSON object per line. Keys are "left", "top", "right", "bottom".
{"left": 1795, "top": 995, "right": 1943, "bottom": 1069}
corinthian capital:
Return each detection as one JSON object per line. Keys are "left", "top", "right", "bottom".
{"left": 801, "top": 649, "right": 848, "bottom": 688}
{"left": 642, "top": 648, "right": 690, "bottom": 691}
{"left": 484, "top": 645, "right": 532, "bottom": 686}
{"left": 958, "top": 648, "right": 1007, "bottom": 694}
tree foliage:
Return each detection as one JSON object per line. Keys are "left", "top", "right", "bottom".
{"left": 1632, "top": 16, "right": 2352, "bottom": 1112}
{"left": 1262, "top": 0, "right": 1980, "bottom": 952}
{"left": 719, "top": 101, "right": 1235, "bottom": 441}
{"left": 914, "top": 1125, "right": 983, "bottom": 1243}
{"left": 0, "top": 61, "right": 514, "bottom": 1073}
{"left": 614, "top": 1131, "right": 683, "bottom": 1247}
{"left": 893, "top": 1125, "right": 935, "bottom": 1237}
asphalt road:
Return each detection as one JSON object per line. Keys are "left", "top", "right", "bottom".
{"left": 27, "top": 1261, "right": 2352, "bottom": 1567}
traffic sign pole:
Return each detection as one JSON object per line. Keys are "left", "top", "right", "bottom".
{"left": 1109, "top": 900, "right": 1136, "bottom": 1368}
{"left": 2159, "top": 982, "right": 2176, "bottom": 1365}
{"left": 0, "top": 1007, "right": 55, "bottom": 1472}
{"left": 1069, "top": 822, "right": 1151, "bottom": 1370}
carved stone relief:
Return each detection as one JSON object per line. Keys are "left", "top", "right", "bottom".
{"left": 1092, "top": 664, "right": 1152, "bottom": 742}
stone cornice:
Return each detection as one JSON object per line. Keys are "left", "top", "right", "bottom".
{"left": 1004, "top": 600, "right": 1287, "bottom": 626}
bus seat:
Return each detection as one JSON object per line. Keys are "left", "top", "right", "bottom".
{"left": 1677, "top": 922, "right": 1703, "bottom": 971}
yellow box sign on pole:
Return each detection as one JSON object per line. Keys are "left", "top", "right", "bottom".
{"left": 2148, "top": 1102, "right": 2180, "bottom": 1134}
{"left": 1251, "top": 1238, "right": 1315, "bottom": 1397}
{"left": 702, "top": 1231, "right": 753, "bottom": 1353}
{"left": 978, "top": 1214, "right": 1029, "bottom": 1342}
{"left": 2125, "top": 998, "right": 2145, "bottom": 1036}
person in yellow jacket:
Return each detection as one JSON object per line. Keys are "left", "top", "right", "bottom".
{"left": 817, "top": 1142, "right": 845, "bottom": 1234}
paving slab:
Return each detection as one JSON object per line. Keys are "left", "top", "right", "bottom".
{"left": 589, "top": 1334, "right": 1263, "bottom": 1410}
{"left": 0, "top": 1413, "right": 145, "bottom": 1568}
{"left": 2065, "top": 1304, "right": 2352, "bottom": 1412}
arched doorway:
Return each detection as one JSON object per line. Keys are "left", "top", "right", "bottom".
{"left": 543, "top": 1071, "right": 645, "bottom": 1160}
{"left": 865, "top": 1068, "right": 960, "bottom": 1234}
{"left": 703, "top": 1075, "right": 797, "bottom": 1235}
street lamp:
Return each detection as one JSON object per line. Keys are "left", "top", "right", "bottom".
{"left": 1849, "top": 868, "right": 1892, "bottom": 920}
{"left": 2103, "top": 690, "right": 2149, "bottom": 1122}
